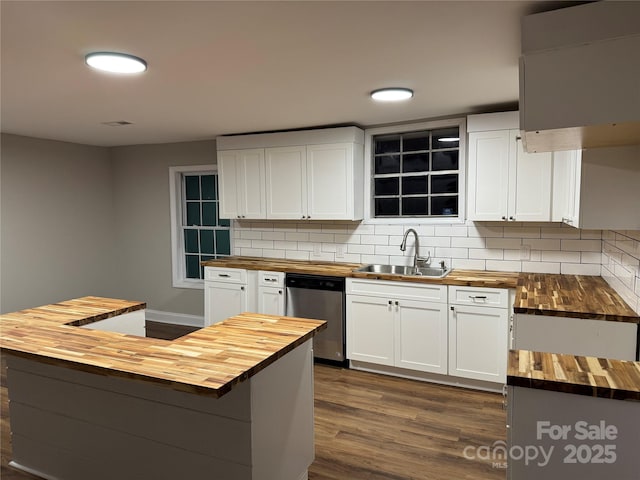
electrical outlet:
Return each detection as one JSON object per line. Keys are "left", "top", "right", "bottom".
{"left": 520, "top": 244, "right": 531, "bottom": 261}
{"left": 336, "top": 245, "right": 345, "bottom": 258}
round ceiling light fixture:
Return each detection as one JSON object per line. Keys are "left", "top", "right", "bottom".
{"left": 85, "top": 52, "right": 147, "bottom": 74}
{"left": 370, "top": 87, "right": 414, "bottom": 102}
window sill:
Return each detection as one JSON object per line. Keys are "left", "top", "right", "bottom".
{"left": 172, "top": 279, "right": 204, "bottom": 290}
{"left": 362, "top": 216, "right": 467, "bottom": 226}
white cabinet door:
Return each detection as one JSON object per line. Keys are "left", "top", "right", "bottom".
{"left": 218, "top": 149, "right": 266, "bottom": 219}
{"left": 467, "top": 130, "right": 510, "bottom": 221}
{"left": 394, "top": 300, "right": 448, "bottom": 374}
{"left": 265, "top": 146, "right": 307, "bottom": 219}
{"left": 511, "top": 133, "right": 552, "bottom": 221}
{"left": 346, "top": 295, "right": 394, "bottom": 366}
{"left": 258, "top": 286, "right": 285, "bottom": 316}
{"left": 448, "top": 304, "right": 508, "bottom": 383}
{"left": 306, "top": 143, "right": 352, "bottom": 220}
{"left": 204, "top": 282, "right": 248, "bottom": 326}
{"left": 468, "top": 129, "right": 553, "bottom": 222}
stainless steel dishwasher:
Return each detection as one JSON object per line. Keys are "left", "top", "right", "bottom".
{"left": 285, "top": 273, "right": 346, "bottom": 366}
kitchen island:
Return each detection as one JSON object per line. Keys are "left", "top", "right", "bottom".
{"left": 0, "top": 297, "right": 326, "bottom": 480}
{"left": 506, "top": 349, "right": 640, "bottom": 479}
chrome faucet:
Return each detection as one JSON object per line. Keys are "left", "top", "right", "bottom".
{"left": 400, "top": 228, "right": 430, "bottom": 269}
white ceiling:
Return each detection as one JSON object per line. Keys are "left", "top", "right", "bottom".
{"left": 1, "top": 1, "right": 581, "bottom": 147}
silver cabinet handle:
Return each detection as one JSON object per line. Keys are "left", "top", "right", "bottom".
{"left": 218, "top": 274, "right": 230, "bottom": 278}
{"left": 469, "top": 295, "right": 487, "bottom": 300}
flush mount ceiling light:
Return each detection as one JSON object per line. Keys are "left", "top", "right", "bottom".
{"left": 85, "top": 52, "right": 147, "bottom": 74}
{"left": 370, "top": 87, "right": 414, "bottom": 102}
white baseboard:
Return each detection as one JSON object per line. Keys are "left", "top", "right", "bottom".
{"left": 145, "top": 309, "right": 204, "bottom": 328}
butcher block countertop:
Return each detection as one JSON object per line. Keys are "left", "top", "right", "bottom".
{"left": 202, "top": 256, "right": 521, "bottom": 288}
{"left": 202, "top": 257, "right": 638, "bottom": 321}
{"left": 0, "top": 296, "right": 326, "bottom": 398}
{"left": 508, "top": 349, "right": 640, "bottom": 401}
{"left": 514, "top": 273, "right": 639, "bottom": 323}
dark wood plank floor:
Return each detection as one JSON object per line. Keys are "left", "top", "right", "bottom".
{"left": 1, "top": 322, "right": 506, "bottom": 479}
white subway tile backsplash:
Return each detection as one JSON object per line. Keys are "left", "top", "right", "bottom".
{"left": 522, "top": 262, "right": 561, "bottom": 274}
{"left": 285, "top": 232, "right": 309, "bottom": 242}
{"left": 360, "top": 234, "right": 389, "bottom": 245}
{"left": 467, "top": 224, "right": 504, "bottom": 238}
{"left": 521, "top": 239, "right": 561, "bottom": 251}
{"left": 561, "top": 239, "right": 601, "bottom": 252}
{"left": 469, "top": 248, "right": 503, "bottom": 260}
{"left": 451, "top": 258, "right": 486, "bottom": 270}
{"left": 435, "top": 247, "right": 468, "bottom": 259}
{"left": 262, "top": 231, "right": 286, "bottom": 241}
{"left": 251, "top": 240, "right": 274, "bottom": 249}
{"left": 486, "top": 260, "right": 522, "bottom": 272}
{"left": 451, "top": 237, "right": 486, "bottom": 248}
{"left": 286, "top": 250, "right": 310, "bottom": 261}
{"left": 348, "top": 244, "right": 375, "bottom": 255}
{"left": 541, "top": 251, "right": 581, "bottom": 263}
{"left": 274, "top": 240, "right": 298, "bottom": 250}
{"left": 503, "top": 249, "right": 522, "bottom": 261}
{"left": 335, "top": 233, "right": 361, "bottom": 244}
{"left": 374, "top": 225, "right": 404, "bottom": 235}
{"left": 309, "top": 233, "right": 335, "bottom": 243}
{"left": 435, "top": 225, "right": 468, "bottom": 237}
{"left": 580, "top": 229, "right": 602, "bottom": 240}
{"left": 233, "top": 221, "right": 640, "bottom": 314}
{"left": 560, "top": 263, "right": 601, "bottom": 275}
{"left": 580, "top": 252, "right": 602, "bottom": 264}
{"left": 486, "top": 238, "right": 522, "bottom": 249}
{"left": 541, "top": 227, "right": 581, "bottom": 239}
{"left": 503, "top": 227, "right": 540, "bottom": 239}
{"left": 240, "top": 230, "right": 262, "bottom": 240}
{"left": 361, "top": 254, "right": 391, "bottom": 264}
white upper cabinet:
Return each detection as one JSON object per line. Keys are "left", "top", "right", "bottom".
{"left": 265, "top": 146, "right": 307, "bottom": 219}
{"left": 217, "top": 127, "right": 364, "bottom": 221}
{"left": 467, "top": 112, "right": 552, "bottom": 222}
{"left": 218, "top": 149, "right": 266, "bottom": 219}
{"left": 553, "top": 145, "right": 640, "bottom": 230}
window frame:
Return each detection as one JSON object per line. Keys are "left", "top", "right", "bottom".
{"left": 169, "top": 165, "right": 232, "bottom": 289}
{"left": 363, "top": 118, "right": 467, "bottom": 224}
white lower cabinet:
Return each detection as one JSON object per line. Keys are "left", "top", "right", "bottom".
{"left": 448, "top": 286, "right": 511, "bottom": 383}
{"left": 257, "top": 271, "right": 285, "bottom": 316}
{"left": 346, "top": 279, "right": 448, "bottom": 374}
{"left": 346, "top": 280, "right": 512, "bottom": 387}
{"left": 204, "top": 267, "right": 249, "bottom": 326}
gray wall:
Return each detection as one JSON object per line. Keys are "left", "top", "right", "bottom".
{"left": 110, "top": 140, "right": 216, "bottom": 316}
{"left": 0, "top": 134, "right": 117, "bottom": 312}
{"left": 1, "top": 134, "right": 216, "bottom": 316}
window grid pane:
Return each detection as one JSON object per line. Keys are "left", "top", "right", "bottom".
{"left": 181, "top": 173, "right": 231, "bottom": 280}
{"left": 372, "top": 127, "right": 460, "bottom": 218}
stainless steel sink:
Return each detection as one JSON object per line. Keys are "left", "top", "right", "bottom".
{"left": 354, "top": 264, "right": 451, "bottom": 278}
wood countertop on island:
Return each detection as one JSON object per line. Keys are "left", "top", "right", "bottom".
{"left": 0, "top": 296, "right": 326, "bottom": 398}
{"left": 508, "top": 349, "right": 640, "bottom": 401}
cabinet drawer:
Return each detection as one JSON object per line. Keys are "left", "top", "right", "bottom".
{"left": 448, "top": 286, "right": 509, "bottom": 308}
{"left": 204, "top": 267, "right": 247, "bottom": 284}
{"left": 258, "top": 270, "right": 285, "bottom": 287}
{"left": 346, "top": 278, "right": 447, "bottom": 303}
